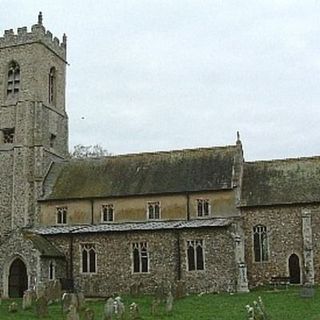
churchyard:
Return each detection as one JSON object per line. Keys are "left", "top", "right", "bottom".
{"left": 0, "top": 287, "right": 319, "bottom": 319}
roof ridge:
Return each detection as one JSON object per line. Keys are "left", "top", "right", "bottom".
{"left": 245, "top": 155, "right": 320, "bottom": 165}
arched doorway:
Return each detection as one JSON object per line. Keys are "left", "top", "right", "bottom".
{"left": 8, "top": 258, "right": 28, "bottom": 297}
{"left": 289, "top": 254, "right": 301, "bottom": 284}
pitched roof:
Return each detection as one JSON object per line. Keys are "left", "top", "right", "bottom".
{"left": 42, "top": 145, "right": 240, "bottom": 200}
{"left": 24, "top": 232, "right": 65, "bottom": 258}
{"left": 32, "top": 218, "right": 232, "bottom": 235}
{"left": 241, "top": 156, "right": 320, "bottom": 207}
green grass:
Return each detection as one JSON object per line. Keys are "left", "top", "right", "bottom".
{"left": 0, "top": 287, "right": 320, "bottom": 319}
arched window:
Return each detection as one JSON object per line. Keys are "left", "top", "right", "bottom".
{"left": 48, "top": 67, "right": 56, "bottom": 104}
{"left": 132, "top": 242, "right": 149, "bottom": 273}
{"left": 187, "top": 240, "right": 204, "bottom": 271}
{"left": 7, "top": 61, "right": 20, "bottom": 96}
{"left": 49, "top": 261, "right": 55, "bottom": 280}
{"left": 81, "top": 243, "right": 97, "bottom": 273}
{"left": 253, "top": 225, "right": 268, "bottom": 262}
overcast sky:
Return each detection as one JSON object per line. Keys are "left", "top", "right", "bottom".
{"left": 1, "top": 1, "right": 320, "bottom": 160}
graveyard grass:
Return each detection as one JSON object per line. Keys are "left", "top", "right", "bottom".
{"left": 1, "top": 287, "right": 320, "bottom": 319}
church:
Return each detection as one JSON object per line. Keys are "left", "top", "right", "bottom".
{"left": 0, "top": 13, "right": 318, "bottom": 298}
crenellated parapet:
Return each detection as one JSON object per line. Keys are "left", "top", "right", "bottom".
{"left": 0, "top": 12, "right": 66, "bottom": 61}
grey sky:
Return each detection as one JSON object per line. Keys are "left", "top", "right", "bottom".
{"left": 1, "top": 1, "right": 319, "bottom": 160}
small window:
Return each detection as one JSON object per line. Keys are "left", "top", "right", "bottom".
{"left": 49, "top": 67, "right": 56, "bottom": 104}
{"left": 81, "top": 243, "right": 97, "bottom": 273}
{"left": 2, "top": 128, "right": 15, "bottom": 144}
{"left": 187, "top": 240, "right": 204, "bottom": 271}
{"left": 197, "top": 199, "right": 210, "bottom": 217}
{"left": 56, "top": 207, "right": 67, "bottom": 225}
{"left": 132, "top": 242, "right": 149, "bottom": 273}
{"left": 49, "top": 261, "right": 55, "bottom": 280}
{"left": 253, "top": 225, "right": 268, "bottom": 262}
{"left": 7, "top": 61, "right": 20, "bottom": 96}
{"left": 101, "top": 204, "right": 114, "bottom": 222}
{"left": 50, "top": 134, "right": 56, "bottom": 148}
{"left": 147, "top": 201, "right": 160, "bottom": 220}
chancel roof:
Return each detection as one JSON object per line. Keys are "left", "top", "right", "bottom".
{"left": 241, "top": 156, "right": 320, "bottom": 207}
{"left": 41, "top": 145, "right": 240, "bottom": 201}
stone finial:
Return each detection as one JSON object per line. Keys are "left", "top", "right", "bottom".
{"left": 38, "top": 12, "right": 43, "bottom": 25}
{"left": 236, "top": 131, "right": 241, "bottom": 145}
{"left": 62, "top": 33, "right": 67, "bottom": 46}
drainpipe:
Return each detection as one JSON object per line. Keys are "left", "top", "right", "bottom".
{"left": 176, "top": 231, "right": 181, "bottom": 280}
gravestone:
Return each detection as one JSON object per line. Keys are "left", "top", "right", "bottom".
{"left": 175, "top": 281, "right": 186, "bottom": 299}
{"left": 84, "top": 307, "right": 95, "bottom": 320}
{"left": 77, "top": 292, "right": 85, "bottom": 310}
{"left": 129, "top": 302, "right": 139, "bottom": 320}
{"left": 22, "top": 289, "right": 36, "bottom": 310}
{"left": 35, "top": 296, "right": 48, "bottom": 318}
{"left": 300, "top": 285, "right": 315, "bottom": 298}
{"left": 62, "top": 293, "right": 79, "bottom": 313}
{"left": 51, "top": 279, "right": 62, "bottom": 302}
{"left": 35, "top": 282, "right": 46, "bottom": 299}
{"left": 151, "top": 297, "right": 161, "bottom": 316}
{"left": 114, "top": 296, "right": 125, "bottom": 319}
{"left": 67, "top": 304, "right": 80, "bottom": 320}
{"left": 8, "top": 302, "right": 18, "bottom": 313}
{"left": 104, "top": 297, "right": 114, "bottom": 320}
{"left": 165, "top": 291, "right": 173, "bottom": 314}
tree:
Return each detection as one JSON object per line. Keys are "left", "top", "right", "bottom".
{"left": 70, "top": 144, "right": 111, "bottom": 158}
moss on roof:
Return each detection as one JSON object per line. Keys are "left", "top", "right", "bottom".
{"left": 42, "top": 146, "right": 239, "bottom": 200}
{"left": 241, "top": 156, "right": 320, "bottom": 207}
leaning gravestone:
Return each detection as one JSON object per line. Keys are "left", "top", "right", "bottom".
{"left": 77, "top": 291, "right": 86, "bottom": 310}
{"left": 35, "top": 296, "right": 48, "bottom": 318}
{"left": 62, "top": 293, "right": 79, "bottom": 313}
{"left": 104, "top": 297, "right": 114, "bottom": 320}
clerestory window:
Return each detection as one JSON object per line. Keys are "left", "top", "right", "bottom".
{"left": 81, "top": 243, "right": 97, "bottom": 273}
{"left": 147, "top": 201, "right": 160, "bottom": 220}
{"left": 253, "top": 225, "right": 268, "bottom": 262}
{"left": 187, "top": 240, "right": 204, "bottom": 271}
{"left": 132, "top": 242, "right": 149, "bottom": 273}
{"left": 101, "top": 204, "right": 114, "bottom": 222}
{"left": 7, "top": 61, "right": 20, "bottom": 96}
{"left": 197, "top": 199, "right": 210, "bottom": 217}
{"left": 56, "top": 207, "right": 67, "bottom": 225}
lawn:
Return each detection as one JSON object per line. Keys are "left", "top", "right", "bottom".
{"left": 0, "top": 287, "right": 319, "bottom": 319}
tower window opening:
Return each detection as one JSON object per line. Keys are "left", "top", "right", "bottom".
{"left": 3, "top": 128, "right": 15, "bottom": 144}
{"left": 7, "top": 61, "right": 20, "bottom": 96}
{"left": 49, "top": 67, "right": 56, "bottom": 104}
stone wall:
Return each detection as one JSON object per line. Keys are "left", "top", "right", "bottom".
{"left": 242, "top": 204, "right": 320, "bottom": 287}
{"left": 46, "top": 227, "right": 236, "bottom": 296}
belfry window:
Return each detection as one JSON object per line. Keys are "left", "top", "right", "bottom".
{"left": 7, "top": 61, "right": 20, "bottom": 96}
{"left": 253, "top": 225, "right": 268, "bottom": 262}
{"left": 2, "top": 128, "right": 15, "bottom": 144}
{"left": 81, "top": 243, "right": 97, "bottom": 273}
{"left": 49, "top": 67, "right": 56, "bottom": 104}
{"left": 132, "top": 242, "right": 149, "bottom": 273}
{"left": 187, "top": 240, "right": 204, "bottom": 271}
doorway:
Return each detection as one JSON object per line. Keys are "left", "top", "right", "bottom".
{"left": 288, "top": 254, "right": 301, "bottom": 284}
{"left": 8, "top": 258, "right": 28, "bottom": 297}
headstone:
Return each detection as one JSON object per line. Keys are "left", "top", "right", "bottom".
{"left": 151, "top": 297, "right": 160, "bottom": 316}
{"left": 104, "top": 297, "right": 114, "bottom": 320}
{"left": 165, "top": 291, "right": 173, "bottom": 314}
{"left": 300, "top": 285, "right": 315, "bottom": 298}
{"left": 84, "top": 307, "right": 95, "bottom": 320}
{"left": 67, "top": 304, "right": 80, "bottom": 320}
{"left": 130, "top": 282, "right": 142, "bottom": 296}
{"left": 129, "top": 302, "right": 139, "bottom": 320}
{"left": 22, "top": 289, "right": 36, "bottom": 310}
{"left": 35, "top": 296, "right": 48, "bottom": 318}
{"left": 8, "top": 301, "right": 18, "bottom": 313}
{"left": 51, "top": 279, "right": 62, "bottom": 302}
{"left": 77, "top": 292, "right": 85, "bottom": 310}
{"left": 62, "top": 293, "right": 79, "bottom": 313}
{"left": 35, "top": 282, "right": 46, "bottom": 299}
{"left": 175, "top": 281, "right": 186, "bottom": 299}
{"left": 114, "top": 296, "right": 125, "bottom": 319}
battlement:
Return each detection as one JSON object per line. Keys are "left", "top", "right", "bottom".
{"left": 0, "top": 12, "right": 67, "bottom": 61}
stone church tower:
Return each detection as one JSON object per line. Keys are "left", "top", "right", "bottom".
{"left": 0, "top": 12, "right": 68, "bottom": 237}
